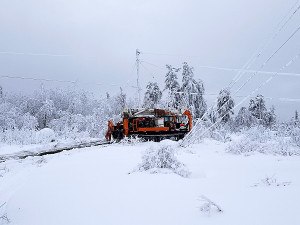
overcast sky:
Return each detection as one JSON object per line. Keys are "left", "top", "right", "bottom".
{"left": 0, "top": 0, "right": 300, "bottom": 120}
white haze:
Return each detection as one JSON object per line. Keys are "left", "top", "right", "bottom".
{"left": 0, "top": 0, "right": 300, "bottom": 120}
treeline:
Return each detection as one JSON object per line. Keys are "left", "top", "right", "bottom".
{"left": 142, "top": 62, "right": 280, "bottom": 130}
{"left": 0, "top": 87, "right": 127, "bottom": 144}
{"left": 0, "top": 62, "right": 299, "bottom": 144}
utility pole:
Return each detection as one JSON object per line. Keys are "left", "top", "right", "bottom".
{"left": 136, "top": 49, "right": 141, "bottom": 108}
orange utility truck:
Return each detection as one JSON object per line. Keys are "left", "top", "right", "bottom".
{"left": 105, "top": 108, "right": 192, "bottom": 141}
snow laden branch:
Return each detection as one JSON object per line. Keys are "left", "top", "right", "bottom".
{"left": 198, "top": 195, "right": 223, "bottom": 215}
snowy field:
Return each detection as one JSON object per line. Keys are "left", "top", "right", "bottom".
{"left": 1, "top": 140, "right": 300, "bottom": 225}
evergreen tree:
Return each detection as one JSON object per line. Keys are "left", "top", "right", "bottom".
{"left": 248, "top": 94, "right": 267, "bottom": 121}
{"left": 182, "top": 62, "right": 194, "bottom": 84}
{"left": 292, "top": 110, "right": 300, "bottom": 127}
{"left": 181, "top": 62, "right": 207, "bottom": 118}
{"left": 164, "top": 65, "right": 180, "bottom": 109}
{"left": 216, "top": 88, "right": 234, "bottom": 124}
{"left": 0, "top": 85, "right": 3, "bottom": 104}
{"left": 143, "top": 82, "right": 162, "bottom": 108}
{"left": 234, "top": 106, "right": 257, "bottom": 129}
{"left": 193, "top": 79, "right": 207, "bottom": 118}
{"left": 295, "top": 110, "right": 299, "bottom": 121}
{"left": 0, "top": 85, "right": 3, "bottom": 99}
{"left": 262, "top": 106, "right": 276, "bottom": 128}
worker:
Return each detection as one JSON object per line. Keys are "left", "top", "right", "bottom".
{"left": 105, "top": 120, "right": 114, "bottom": 141}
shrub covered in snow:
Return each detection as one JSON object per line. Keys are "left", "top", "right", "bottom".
{"left": 226, "top": 126, "right": 300, "bottom": 156}
{"left": 136, "top": 143, "right": 190, "bottom": 177}
{"left": 35, "top": 128, "right": 55, "bottom": 143}
{"left": 291, "top": 127, "right": 300, "bottom": 147}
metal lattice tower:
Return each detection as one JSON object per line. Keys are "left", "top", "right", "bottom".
{"left": 136, "top": 49, "right": 141, "bottom": 107}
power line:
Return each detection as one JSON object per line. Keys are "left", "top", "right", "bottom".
{"left": 0, "top": 51, "right": 73, "bottom": 57}
{"left": 0, "top": 74, "right": 122, "bottom": 88}
{"left": 141, "top": 60, "right": 300, "bottom": 78}
{"left": 141, "top": 51, "right": 202, "bottom": 58}
{"left": 0, "top": 74, "right": 77, "bottom": 84}
{"left": 195, "top": 1, "right": 300, "bottom": 124}
{"left": 204, "top": 93, "right": 300, "bottom": 102}
{"left": 140, "top": 61, "right": 300, "bottom": 103}
{"left": 4, "top": 72, "right": 299, "bottom": 103}
{"left": 141, "top": 0, "right": 300, "bottom": 89}
{"left": 229, "top": 22, "right": 300, "bottom": 99}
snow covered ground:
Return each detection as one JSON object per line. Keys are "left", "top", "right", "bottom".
{"left": 1, "top": 139, "right": 300, "bottom": 225}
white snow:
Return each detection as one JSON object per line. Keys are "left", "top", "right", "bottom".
{"left": 1, "top": 140, "right": 300, "bottom": 225}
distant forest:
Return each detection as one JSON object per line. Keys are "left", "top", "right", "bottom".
{"left": 0, "top": 62, "right": 299, "bottom": 149}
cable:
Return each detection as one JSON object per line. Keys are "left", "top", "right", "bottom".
{"left": 0, "top": 74, "right": 122, "bottom": 88}
{"left": 141, "top": 60, "right": 165, "bottom": 70}
{"left": 204, "top": 93, "right": 300, "bottom": 102}
{"left": 0, "top": 51, "right": 73, "bottom": 57}
{"left": 212, "top": 22, "right": 300, "bottom": 121}
{"left": 200, "top": 1, "right": 300, "bottom": 122}
{"left": 0, "top": 74, "right": 77, "bottom": 84}
{"left": 141, "top": 51, "right": 202, "bottom": 58}
{"left": 233, "top": 24, "right": 300, "bottom": 95}
{"left": 142, "top": 60, "right": 300, "bottom": 78}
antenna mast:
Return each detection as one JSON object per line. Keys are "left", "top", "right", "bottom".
{"left": 136, "top": 49, "right": 141, "bottom": 107}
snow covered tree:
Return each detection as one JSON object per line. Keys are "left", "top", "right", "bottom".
{"left": 110, "top": 87, "right": 127, "bottom": 117}
{"left": 216, "top": 88, "right": 234, "bottom": 124}
{"left": 0, "top": 102, "right": 19, "bottom": 131}
{"left": 181, "top": 62, "right": 207, "bottom": 118}
{"left": 292, "top": 110, "right": 299, "bottom": 126}
{"left": 262, "top": 106, "right": 276, "bottom": 128}
{"left": 193, "top": 79, "right": 207, "bottom": 119}
{"left": 248, "top": 94, "right": 267, "bottom": 121}
{"left": 207, "top": 106, "right": 218, "bottom": 124}
{"left": 234, "top": 106, "right": 257, "bottom": 130}
{"left": 143, "top": 82, "right": 162, "bottom": 108}
{"left": 0, "top": 85, "right": 3, "bottom": 99}
{"left": 182, "top": 62, "right": 194, "bottom": 84}
{"left": 20, "top": 113, "right": 38, "bottom": 130}
{"left": 37, "top": 99, "right": 56, "bottom": 128}
{"left": 164, "top": 65, "right": 181, "bottom": 109}
{"left": 116, "top": 87, "right": 126, "bottom": 109}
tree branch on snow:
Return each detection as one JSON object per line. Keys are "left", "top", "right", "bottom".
{"left": 252, "top": 175, "right": 291, "bottom": 187}
{"left": 198, "top": 195, "right": 223, "bottom": 215}
{"left": 0, "top": 166, "right": 9, "bottom": 177}
{"left": 0, "top": 202, "right": 10, "bottom": 224}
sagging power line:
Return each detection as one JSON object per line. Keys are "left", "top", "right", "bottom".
{"left": 141, "top": 60, "right": 300, "bottom": 78}
{"left": 0, "top": 51, "right": 73, "bottom": 57}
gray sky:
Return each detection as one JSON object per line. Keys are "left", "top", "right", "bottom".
{"left": 0, "top": 0, "right": 300, "bottom": 120}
